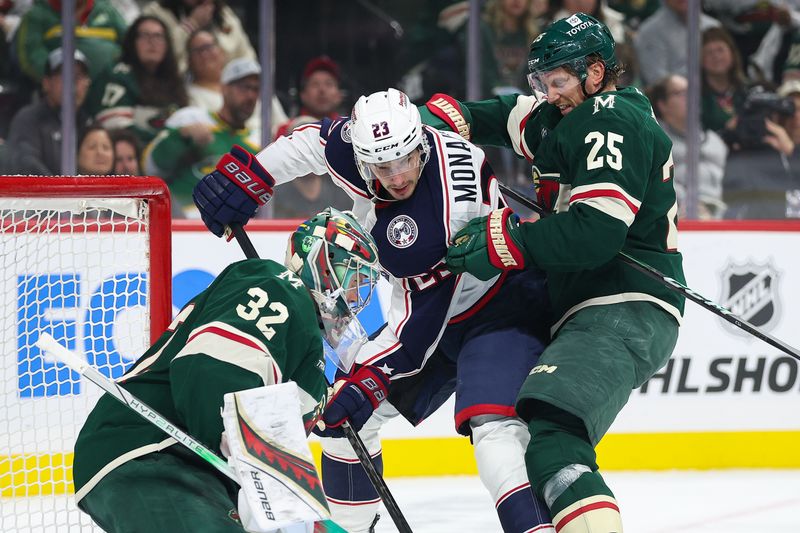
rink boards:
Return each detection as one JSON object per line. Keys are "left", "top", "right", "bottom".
{"left": 2, "top": 220, "right": 800, "bottom": 495}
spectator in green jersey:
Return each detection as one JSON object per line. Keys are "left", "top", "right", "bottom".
{"left": 143, "top": 56, "right": 260, "bottom": 217}
{"left": 14, "top": 0, "right": 127, "bottom": 85}
{"left": 87, "top": 15, "right": 189, "bottom": 144}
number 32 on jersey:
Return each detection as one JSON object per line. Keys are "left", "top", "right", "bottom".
{"left": 237, "top": 287, "right": 288, "bottom": 341}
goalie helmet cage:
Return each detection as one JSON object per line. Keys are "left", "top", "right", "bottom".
{"left": 0, "top": 176, "right": 172, "bottom": 532}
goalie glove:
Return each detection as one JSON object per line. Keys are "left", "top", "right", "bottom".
{"left": 192, "top": 145, "right": 275, "bottom": 238}
{"left": 445, "top": 207, "right": 532, "bottom": 281}
{"left": 315, "top": 365, "right": 390, "bottom": 438}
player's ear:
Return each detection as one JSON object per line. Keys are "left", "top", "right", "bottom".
{"left": 586, "top": 61, "right": 606, "bottom": 91}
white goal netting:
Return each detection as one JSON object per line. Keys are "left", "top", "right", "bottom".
{"left": 0, "top": 178, "right": 171, "bottom": 532}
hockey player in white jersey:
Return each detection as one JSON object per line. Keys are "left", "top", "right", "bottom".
{"left": 193, "top": 88, "right": 554, "bottom": 533}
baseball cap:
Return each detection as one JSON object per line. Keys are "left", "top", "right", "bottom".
{"left": 221, "top": 57, "right": 261, "bottom": 85}
{"left": 302, "top": 56, "right": 340, "bottom": 83}
{"left": 45, "top": 47, "right": 88, "bottom": 76}
{"left": 778, "top": 79, "right": 800, "bottom": 98}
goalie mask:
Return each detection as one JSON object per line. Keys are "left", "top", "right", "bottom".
{"left": 527, "top": 13, "right": 617, "bottom": 97}
{"left": 350, "top": 88, "right": 430, "bottom": 202}
{"left": 285, "top": 208, "right": 380, "bottom": 372}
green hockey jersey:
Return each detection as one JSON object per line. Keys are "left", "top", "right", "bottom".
{"left": 72, "top": 259, "right": 327, "bottom": 502}
{"left": 86, "top": 62, "right": 183, "bottom": 144}
{"left": 14, "top": 0, "right": 127, "bottom": 82}
{"left": 422, "top": 88, "right": 686, "bottom": 331}
{"left": 143, "top": 108, "right": 260, "bottom": 212}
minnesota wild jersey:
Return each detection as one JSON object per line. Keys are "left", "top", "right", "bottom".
{"left": 422, "top": 88, "right": 686, "bottom": 331}
{"left": 143, "top": 107, "right": 260, "bottom": 211}
{"left": 87, "top": 62, "right": 182, "bottom": 144}
{"left": 73, "top": 259, "right": 327, "bottom": 502}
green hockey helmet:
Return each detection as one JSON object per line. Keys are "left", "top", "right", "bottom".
{"left": 285, "top": 207, "right": 381, "bottom": 370}
{"left": 527, "top": 12, "right": 617, "bottom": 94}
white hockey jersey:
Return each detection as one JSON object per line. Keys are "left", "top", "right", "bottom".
{"left": 255, "top": 118, "right": 510, "bottom": 380}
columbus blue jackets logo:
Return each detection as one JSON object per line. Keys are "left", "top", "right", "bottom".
{"left": 341, "top": 121, "right": 352, "bottom": 143}
{"left": 720, "top": 260, "right": 781, "bottom": 333}
{"left": 387, "top": 215, "right": 418, "bottom": 248}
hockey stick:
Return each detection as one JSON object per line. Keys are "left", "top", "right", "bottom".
{"left": 36, "top": 333, "right": 347, "bottom": 533}
{"left": 35, "top": 332, "right": 237, "bottom": 482}
{"left": 498, "top": 182, "right": 800, "bottom": 362}
{"left": 230, "top": 223, "right": 414, "bottom": 533}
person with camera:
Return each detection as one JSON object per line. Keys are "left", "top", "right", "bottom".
{"left": 721, "top": 83, "right": 796, "bottom": 219}
{"left": 774, "top": 79, "right": 800, "bottom": 218}
{"left": 701, "top": 26, "right": 751, "bottom": 135}
{"left": 699, "top": 26, "right": 797, "bottom": 218}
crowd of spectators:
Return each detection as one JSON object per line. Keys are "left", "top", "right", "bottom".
{"left": 2, "top": 0, "right": 800, "bottom": 220}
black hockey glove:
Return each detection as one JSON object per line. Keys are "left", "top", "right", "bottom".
{"left": 192, "top": 145, "right": 274, "bottom": 238}
{"left": 315, "top": 365, "right": 390, "bottom": 438}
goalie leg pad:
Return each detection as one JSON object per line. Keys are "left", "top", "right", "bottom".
{"left": 472, "top": 415, "right": 554, "bottom": 532}
{"left": 222, "top": 383, "right": 329, "bottom": 532}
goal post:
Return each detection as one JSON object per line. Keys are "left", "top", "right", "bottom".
{"left": 0, "top": 176, "right": 172, "bottom": 532}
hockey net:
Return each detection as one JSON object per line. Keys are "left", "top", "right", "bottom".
{"left": 0, "top": 177, "right": 171, "bottom": 532}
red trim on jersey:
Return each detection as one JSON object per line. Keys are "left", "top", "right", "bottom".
{"left": 448, "top": 272, "right": 507, "bottom": 324}
{"left": 326, "top": 496, "right": 382, "bottom": 506}
{"left": 322, "top": 449, "right": 381, "bottom": 463}
{"left": 393, "top": 278, "right": 413, "bottom": 336}
{"left": 680, "top": 220, "right": 800, "bottom": 231}
{"left": 570, "top": 189, "right": 639, "bottom": 214}
{"left": 289, "top": 123, "right": 321, "bottom": 135}
{"left": 454, "top": 404, "right": 517, "bottom": 434}
{"left": 362, "top": 342, "right": 402, "bottom": 367}
{"left": 187, "top": 325, "right": 265, "bottom": 353}
{"left": 97, "top": 108, "right": 133, "bottom": 121}
{"left": 432, "top": 127, "right": 452, "bottom": 243}
{"left": 518, "top": 106, "right": 534, "bottom": 162}
{"left": 555, "top": 500, "right": 620, "bottom": 531}
{"left": 326, "top": 161, "right": 370, "bottom": 199}
{"left": 496, "top": 482, "right": 532, "bottom": 508}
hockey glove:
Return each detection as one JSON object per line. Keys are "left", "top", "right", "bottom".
{"left": 532, "top": 166, "right": 560, "bottom": 214}
{"left": 192, "top": 145, "right": 275, "bottom": 238}
{"left": 316, "top": 365, "right": 390, "bottom": 437}
{"left": 446, "top": 207, "right": 531, "bottom": 281}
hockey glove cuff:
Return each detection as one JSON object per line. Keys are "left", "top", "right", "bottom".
{"left": 423, "top": 93, "right": 472, "bottom": 140}
{"left": 532, "top": 167, "right": 560, "bottom": 214}
{"left": 446, "top": 207, "right": 531, "bottom": 281}
{"left": 316, "top": 365, "right": 390, "bottom": 437}
{"left": 192, "top": 145, "right": 275, "bottom": 237}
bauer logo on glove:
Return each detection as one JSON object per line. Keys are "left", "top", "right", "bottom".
{"left": 217, "top": 147, "right": 275, "bottom": 206}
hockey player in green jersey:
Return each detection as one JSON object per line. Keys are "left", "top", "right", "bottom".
{"left": 72, "top": 207, "right": 381, "bottom": 532}
{"left": 443, "top": 13, "right": 685, "bottom": 532}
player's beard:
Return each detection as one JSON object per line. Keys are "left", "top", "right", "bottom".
{"left": 229, "top": 103, "right": 255, "bottom": 130}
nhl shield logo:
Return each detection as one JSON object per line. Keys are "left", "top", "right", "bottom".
{"left": 720, "top": 261, "right": 781, "bottom": 333}
{"left": 387, "top": 215, "right": 418, "bottom": 248}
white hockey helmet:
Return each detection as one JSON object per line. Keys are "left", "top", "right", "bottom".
{"left": 350, "top": 88, "right": 430, "bottom": 200}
